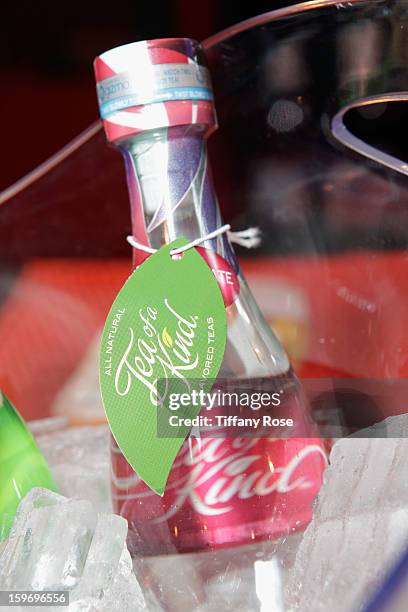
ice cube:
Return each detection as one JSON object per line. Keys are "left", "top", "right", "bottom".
{"left": 51, "top": 464, "right": 111, "bottom": 513}
{"left": 36, "top": 426, "right": 110, "bottom": 470}
{"left": 255, "top": 557, "right": 284, "bottom": 612}
{"left": 36, "top": 426, "right": 111, "bottom": 512}
{"left": 87, "top": 547, "right": 150, "bottom": 612}
{"left": 350, "top": 412, "right": 408, "bottom": 438}
{"left": 285, "top": 416, "right": 408, "bottom": 612}
{"left": 71, "top": 513, "right": 128, "bottom": 600}
{"left": 28, "top": 416, "right": 69, "bottom": 436}
{"left": 0, "top": 488, "right": 95, "bottom": 591}
{"left": 0, "top": 488, "right": 148, "bottom": 611}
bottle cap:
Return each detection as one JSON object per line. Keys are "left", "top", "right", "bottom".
{"left": 94, "top": 38, "right": 217, "bottom": 143}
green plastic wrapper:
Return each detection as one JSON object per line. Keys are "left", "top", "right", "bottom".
{"left": 0, "top": 391, "right": 57, "bottom": 540}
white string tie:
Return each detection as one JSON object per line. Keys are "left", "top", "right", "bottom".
{"left": 126, "top": 224, "right": 261, "bottom": 255}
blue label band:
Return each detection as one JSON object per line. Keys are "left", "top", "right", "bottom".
{"left": 97, "top": 64, "right": 213, "bottom": 118}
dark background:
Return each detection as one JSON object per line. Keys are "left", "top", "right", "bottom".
{"left": 0, "top": 1, "right": 296, "bottom": 191}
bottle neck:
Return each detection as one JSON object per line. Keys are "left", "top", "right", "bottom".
{"left": 118, "top": 125, "right": 235, "bottom": 268}
{"left": 117, "top": 126, "right": 291, "bottom": 378}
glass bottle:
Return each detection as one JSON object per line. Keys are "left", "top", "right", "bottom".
{"left": 95, "top": 37, "right": 326, "bottom": 610}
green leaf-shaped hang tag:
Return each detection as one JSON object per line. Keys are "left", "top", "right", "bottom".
{"left": 99, "top": 239, "right": 227, "bottom": 495}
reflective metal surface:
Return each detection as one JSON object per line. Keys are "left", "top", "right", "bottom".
{"left": 204, "top": 0, "right": 408, "bottom": 254}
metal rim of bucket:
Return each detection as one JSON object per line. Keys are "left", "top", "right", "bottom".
{"left": 201, "top": 0, "right": 376, "bottom": 49}
{"left": 332, "top": 93, "right": 408, "bottom": 177}
{"left": 0, "top": 0, "right": 399, "bottom": 206}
